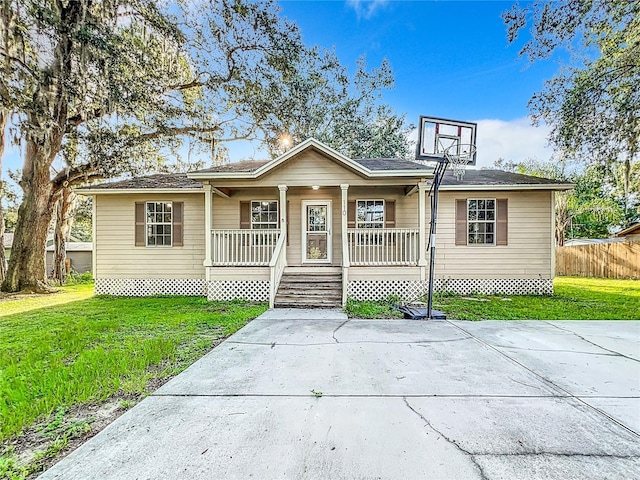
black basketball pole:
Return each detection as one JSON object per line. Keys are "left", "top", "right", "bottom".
{"left": 426, "top": 159, "right": 448, "bottom": 319}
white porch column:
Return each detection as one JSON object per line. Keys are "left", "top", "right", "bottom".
{"left": 340, "top": 184, "right": 349, "bottom": 306}
{"left": 417, "top": 181, "right": 427, "bottom": 280}
{"left": 340, "top": 184, "right": 349, "bottom": 267}
{"left": 203, "top": 183, "right": 213, "bottom": 281}
{"left": 278, "top": 184, "right": 288, "bottom": 259}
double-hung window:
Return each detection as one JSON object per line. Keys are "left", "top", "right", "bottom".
{"left": 356, "top": 200, "right": 385, "bottom": 229}
{"left": 146, "top": 201, "right": 172, "bottom": 246}
{"left": 467, "top": 199, "right": 495, "bottom": 245}
{"left": 251, "top": 201, "right": 278, "bottom": 229}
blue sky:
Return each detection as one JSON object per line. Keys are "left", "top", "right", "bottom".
{"left": 3, "top": 0, "right": 560, "bottom": 176}
{"left": 275, "top": 0, "right": 561, "bottom": 167}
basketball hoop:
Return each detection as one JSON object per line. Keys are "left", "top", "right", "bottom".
{"left": 444, "top": 143, "right": 476, "bottom": 180}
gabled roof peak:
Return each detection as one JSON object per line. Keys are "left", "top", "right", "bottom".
{"left": 188, "top": 137, "right": 433, "bottom": 180}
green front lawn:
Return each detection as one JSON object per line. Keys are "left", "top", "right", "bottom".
{"left": 346, "top": 277, "right": 640, "bottom": 320}
{"left": 0, "top": 283, "right": 95, "bottom": 317}
{"left": 0, "top": 290, "right": 267, "bottom": 477}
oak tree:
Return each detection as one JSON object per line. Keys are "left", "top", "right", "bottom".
{"left": 0, "top": 0, "right": 302, "bottom": 292}
{"left": 504, "top": 0, "right": 639, "bottom": 223}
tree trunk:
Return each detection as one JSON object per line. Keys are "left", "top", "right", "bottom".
{"left": 623, "top": 154, "right": 631, "bottom": 224}
{"left": 1, "top": 132, "right": 58, "bottom": 293}
{"left": 52, "top": 187, "right": 76, "bottom": 285}
{"left": 0, "top": 109, "right": 7, "bottom": 282}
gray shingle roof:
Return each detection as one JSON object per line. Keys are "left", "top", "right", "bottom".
{"left": 191, "top": 157, "right": 432, "bottom": 174}
{"left": 192, "top": 160, "right": 270, "bottom": 174}
{"left": 82, "top": 173, "right": 202, "bottom": 190}
{"left": 352, "top": 158, "right": 432, "bottom": 171}
{"left": 79, "top": 164, "right": 570, "bottom": 191}
{"left": 441, "top": 169, "right": 570, "bottom": 186}
{"left": 46, "top": 242, "right": 93, "bottom": 252}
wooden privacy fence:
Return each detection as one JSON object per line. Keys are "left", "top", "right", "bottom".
{"left": 555, "top": 241, "right": 640, "bottom": 279}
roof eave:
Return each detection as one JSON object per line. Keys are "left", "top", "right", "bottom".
{"left": 440, "top": 183, "right": 574, "bottom": 191}
{"left": 615, "top": 223, "right": 640, "bottom": 237}
{"left": 187, "top": 138, "right": 434, "bottom": 180}
{"left": 77, "top": 188, "right": 204, "bottom": 195}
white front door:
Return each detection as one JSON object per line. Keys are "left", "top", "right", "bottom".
{"left": 302, "top": 200, "right": 332, "bottom": 263}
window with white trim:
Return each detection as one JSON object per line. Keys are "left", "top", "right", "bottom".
{"left": 251, "top": 200, "right": 278, "bottom": 229}
{"left": 146, "top": 202, "right": 172, "bottom": 246}
{"left": 467, "top": 199, "right": 495, "bottom": 245}
{"left": 356, "top": 200, "right": 384, "bottom": 229}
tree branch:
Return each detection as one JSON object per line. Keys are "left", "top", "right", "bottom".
{"left": 0, "top": 52, "right": 39, "bottom": 79}
{"left": 138, "top": 125, "right": 221, "bottom": 140}
{"left": 52, "top": 164, "right": 104, "bottom": 191}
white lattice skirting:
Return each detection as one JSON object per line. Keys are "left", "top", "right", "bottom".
{"left": 348, "top": 278, "right": 553, "bottom": 301}
{"left": 95, "top": 278, "right": 206, "bottom": 296}
{"left": 207, "top": 280, "right": 269, "bottom": 302}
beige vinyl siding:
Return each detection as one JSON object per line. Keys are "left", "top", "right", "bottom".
{"left": 258, "top": 150, "right": 365, "bottom": 186}
{"left": 432, "top": 191, "right": 553, "bottom": 279}
{"left": 210, "top": 185, "right": 419, "bottom": 266}
{"left": 207, "top": 267, "right": 270, "bottom": 281}
{"left": 208, "top": 150, "right": 429, "bottom": 189}
{"left": 95, "top": 193, "right": 205, "bottom": 279}
{"left": 347, "top": 187, "right": 419, "bottom": 228}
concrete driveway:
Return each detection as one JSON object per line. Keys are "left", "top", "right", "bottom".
{"left": 40, "top": 311, "right": 640, "bottom": 479}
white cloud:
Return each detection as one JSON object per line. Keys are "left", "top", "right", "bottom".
{"left": 474, "top": 117, "right": 553, "bottom": 168}
{"left": 346, "top": 0, "right": 389, "bottom": 20}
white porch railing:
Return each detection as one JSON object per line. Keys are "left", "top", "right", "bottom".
{"left": 211, "top": 229, "right": 280, "bottom": 266}
{"left": 269, "top": 233, "right": 287, "bottom": 308}
{"left": 347, "top": 228, "right": 419, "bottom": 266}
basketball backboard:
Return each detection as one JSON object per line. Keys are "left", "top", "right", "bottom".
{"left": 415, "top": 116, "right": 477, "bottom": 164}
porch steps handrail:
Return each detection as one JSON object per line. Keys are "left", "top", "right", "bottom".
{"left": 347, "top": 228, "right": 419, "bottom": 266}
{"left": 211, "top": 229, "right": 280, "bottom": 266}
{"left": 268, "top": 233, "right": 287, "bottom": 308}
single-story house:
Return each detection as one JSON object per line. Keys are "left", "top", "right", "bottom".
{"left": 46, "top": 242, "right": 94, "bottom": 275}
{"left": 80, "top": 138, "right": 572, "bottom": 307}
{"left": 563, "top": 238, "right": 626, "bottom": 246}
{"left": 615, "top": 222, "right": 640, "bottom": 241}
{"left": 4, "top": 233, "right": 92, "bottom": 276}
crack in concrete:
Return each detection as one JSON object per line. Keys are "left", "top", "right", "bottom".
{"left": 332, "top": 320, "right": 350, "bottom": 343}
{"left": 151, "top": 393, "right": 573, "bottom": 399}
{"left": 403, "top": 397, "right": 489, "bottom": 480}
{"left": 403, "top": 398, "right": 639, "bottom": 470}
{"left": 507, "top": 377, "right": 554, "bottom": 392}
{"left": 445, "top": 320, "right": 640, "bottom": 439}
{"left": 495, "top": 345, "right": 622, "bottom": 357}
{"left": 475, "top": 452, "right": 640, "bottom": 459}
{"left": 226, "top": 337, "right": 472, "bottom": 347}
{"left": 548, "top": 322, "right": 640, "bottom": 364}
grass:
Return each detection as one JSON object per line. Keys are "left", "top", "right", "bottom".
{"left": 346, "top": 277, "right": 640, "bottom": 320}
{"left": 0, "top": 291, "right": 267, "bottom": 446}
{"left": 345, "top": 297, "right": 403, "bottom": 319}
{"left": 0, "top": 283, "right": 95, "bottom": 317}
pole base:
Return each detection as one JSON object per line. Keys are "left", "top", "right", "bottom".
{"left": 429, "top": 309, "right": 447, "bottom": 320}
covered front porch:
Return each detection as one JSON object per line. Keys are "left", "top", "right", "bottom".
{"left": 203, "top": 182, "right": 432, "bottom": 307}
{"left": 186, "top": 138, "right": 434, "bottom": 306}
